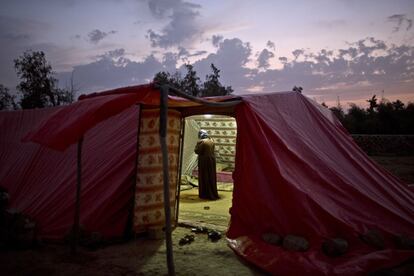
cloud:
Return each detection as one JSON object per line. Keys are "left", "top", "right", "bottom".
{"left": 0, "top": 15, "right": 49, "bottom": 43}
{"left": 104, "top": 48, "right": 126, "bottom": 58}
{"left": 212, "top": 35, "right": 223, "bottom": 47}
{"left": 162, "top": 52, "right": 178, "bottom": 71}
{"left": 51, "top": 36, "right": 413, "bottom": 107}
{"left": 387, "top": 14, "right": 413, "bottom": 32}
{"left": 279, "top": 57, "right": 288, "bottom": 64}
{"left": 146, "top": 0, "right": 202, "bottom": 48}
{"left": 56, "top": 38, "right": 255, "bottom": 94}
{"left": 266, "top": 40, "right": 275, "bottom": 51}
{"left": 252, "top": 37, "right": 414, "bottom": 98}
{"left": 190, "top": 38, "right": 255, "bottom": 90}
{"left": 188, "top": 50, "right": 207, "bottom": 57}
{"left": 175, "top": 47, "right": 206, "bottom": 58}
{"left": 184, "top": 36, "right": 412, "bottom": 97}
{"left": 87, "top": 29, "right": 117, "bottom": 44}
{"left": 292, "top": 49, "right": 305, "bottom": 60}
{"left": 257, "top": 49, "right": 274, "bottom": 69}
{"left": 57, "top": 49, "right": 173, "bottom": 93}
{"left": 355, "top": 37, "right": 387, "bottom": 55}
{"left": 177, "top": 46, "right": 189, "bottom": 57}
{"left": 0, "top": 16, "right": 53, "bottom": 88}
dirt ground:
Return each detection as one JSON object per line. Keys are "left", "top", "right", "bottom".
{"left": 1, "top": 156, "right": 413, "bottom": 275}
{"left": 0, "top": 187, "right": 264, "bottom": 276}
{"left": 0, "top": 223, "right": 264, "bottom": 276}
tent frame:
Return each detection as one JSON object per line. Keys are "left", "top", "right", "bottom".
{"left": 71, "top": 84, "right": 241, "bottom": 275}
{"left": 158, "top": 84, "right": 241, "bottom": 275}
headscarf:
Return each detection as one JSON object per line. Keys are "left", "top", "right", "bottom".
{"left": 198, "top": 129, "right": 209, "bottom": 139}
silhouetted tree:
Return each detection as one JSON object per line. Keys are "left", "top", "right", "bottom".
{"left": 402, "top": 103, "right": 414, "bottom": 134}
{"left": 328, "top": 99, "right": 345, "bottom": 122}
{"left": 392, "top": 100, "right": 404, "bottom": 111}
{"left": 342, "top": 104, "right": 368, "bottom": 134}
{"left": 329, "top": 106, "right": 345, "bottom": 122}
{"left": 153, "top": 71, "right": 182, "bottom": 88}
{"left": 292, "top": 86, "right": 303, "bottom": 93}
{"left": 376, "top": 100, "right": 398, "bottom": 133}
{"left": 154, "top": 71, "right": 171, "bottom": 85}
{"left": 0, "top": 84, "right": 18, "bottom": 110}
{"left": 367, "top": 95, "right": 378, "bottom": 114}
{"left": 153, "top": 63, "right": 233, "bottom": 97}
{"left": 182, "top": 64, "right": 200, "bottom": 97}
{"left": 326, "top": 95, "right": 413, "bottom": 134}
{"left": 14, "top": 51, "right": 74, "bottom": 109}
{"left": 202, "top": 64, "right": 233, "bottom": 97}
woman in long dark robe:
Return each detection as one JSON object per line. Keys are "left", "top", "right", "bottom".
{"left": 194, "top": 130, "right": 219, "bottom": 200}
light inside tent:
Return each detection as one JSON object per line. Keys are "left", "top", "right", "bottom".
{"left": 178, "top": 114, "right": 237, "bottom": 230}
{"left": 181, "top": 114, "right": 237, "bottom": 178}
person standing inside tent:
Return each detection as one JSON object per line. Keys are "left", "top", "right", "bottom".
{"left": 194, "top": 130, "right": 219, "bottom": 200}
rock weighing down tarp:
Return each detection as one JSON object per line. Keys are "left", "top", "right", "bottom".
{"left": 1, "top": 83, "right": 413, "bottom": 275}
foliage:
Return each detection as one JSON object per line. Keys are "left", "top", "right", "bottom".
{"left": 153, "top": 63, "right": 233, "bottom": 97}
{"left": 182, "top": 64, "right": 200, "bottom": 97}
{"left": 153, "top": 71, "right": 182, "bottom": 88}
{"left": 329, "top": 105, "right": 345, "bottom": 122}
{"left": 366, "top": 95, "right": 378, "bottom": 114}
{"left": 326, "top": 96, "right": 414, "bottom": 134}
{"left": 201, "top": 64, "right": 233, "bottom": 97}
{"left": 292, "top": 86, "right": 303, "bottom": 93}
{"left": 14, "top": 51, "right": 75, "bottom": 109}
{"left": 0, "top": 84, "right": 18, "bottom": 110}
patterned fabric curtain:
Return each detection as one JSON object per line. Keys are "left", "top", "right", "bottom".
{"left": 180, "top": 118, "right": 200, "bottom": 175}
{"left": 193, "top": 115, "right": 237, "bottom": 169}
{"left": 133, "top": 109, "right": 181, "bottom": 232}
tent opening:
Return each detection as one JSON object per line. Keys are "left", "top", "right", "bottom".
{"left": 177, "top": 114, "right": 237, "bottom": 230}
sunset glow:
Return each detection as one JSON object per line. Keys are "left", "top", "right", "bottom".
{"left": 1, "top": 0, "right": 413, "bottom": 107}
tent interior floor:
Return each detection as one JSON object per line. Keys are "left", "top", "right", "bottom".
{"left": 178, "top": 186, "right": 232, "bottom": 232}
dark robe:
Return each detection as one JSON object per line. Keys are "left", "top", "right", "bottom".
{"left": 194, "top": 138, "right": 219, "bottom": 200}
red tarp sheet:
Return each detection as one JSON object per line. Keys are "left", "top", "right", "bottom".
{"left": 0, "top": 105, "right": 139, "bottom": 239}
{"left": 1, "top": 84, "right": 413, "bottom": 274}
{"left": 24, "top": 84, "right": 158, "bottom": 151}
{"left": 228, "top": 92, "right": 414, "bottom": 275}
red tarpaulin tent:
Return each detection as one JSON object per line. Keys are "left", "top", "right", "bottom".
{"left": 1, "top": 84, "right": 413, "bottom": 275}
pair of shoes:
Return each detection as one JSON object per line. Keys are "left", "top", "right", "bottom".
{"left": 191, "top": 226, "right": 208, "bottom": 234}
{"left": 179, "top": 234, "right": 195, "bottom": 246}
{"left": 208, "top": 230, "right": 222, "bottom": 242}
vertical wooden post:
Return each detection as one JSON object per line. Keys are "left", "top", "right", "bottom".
{"left": 71, "top": 136, "right": 83, "bottom": 255}
{"left": 125, "top": 106, "right": 142, "bottom": 238}
{"left": 175, "top": 117, "right": 186, "bottom": 225}
{"left": 159, "top": 86, "right": 175, "bottom": 275}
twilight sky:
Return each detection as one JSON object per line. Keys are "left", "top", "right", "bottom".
{"left": 1, "top": 0, "right": 413, "bottom": 107}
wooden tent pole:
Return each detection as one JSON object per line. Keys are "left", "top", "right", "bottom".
{"left": 159, "top": 86, "right": 175, "bottom": 276}
{"left": 71, "top": 136, "right": 84, "bottom": 255}
{"left": 126, "top": 105, "right": 142, "bottom": 238}
{"left": 175, "top": 117, "right": 185, "bottom": 225}
{"left": 155, "top": 83, "right": 241, "bottom": 275}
